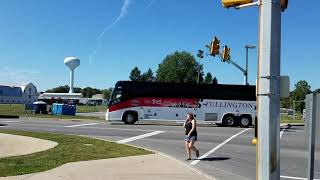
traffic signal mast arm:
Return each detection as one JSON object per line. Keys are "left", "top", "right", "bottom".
{"left": 224, "top": 58, "right": 247, "bottom": 75}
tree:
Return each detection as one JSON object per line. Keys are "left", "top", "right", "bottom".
{"left": 314, "top": 88, "right": 320, "bottom": 93}
{"left": 45, "top": 85, "right": 69, "bottom": 93}
{"left": 213, "top": 77, "right": 218, "bottom": 85}
{"left": 101, "top": 88, "right": 112, "bottom": 99}
{"left": 292, "top": 80, "right": 312, "bottom": 112}
{"left": 73, "top": 87, "right": 82, "bottom": 93}
{"left": 204, "top": 73, "right": 213, "bottom": 84}
{"left": 129, "top": 67, "right": 142, "bottom": 81}
{"left": 81, "top": 87, "right": 101, "bottom": 98}
{"left": 141, "top": 68, "right": 155, "bottom": 82}
{"left": 156, "top": 51, "right": 203, "bottom": 83}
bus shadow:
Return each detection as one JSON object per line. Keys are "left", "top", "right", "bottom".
{"left": 199, "top": 157, "right": 230, "bottom": 161}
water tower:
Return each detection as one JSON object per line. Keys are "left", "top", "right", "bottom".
{"left": 64, "top": 57, "right": 80, "bottom": 94}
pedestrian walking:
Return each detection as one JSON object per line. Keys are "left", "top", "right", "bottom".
{"left": 183, "top": 112, "right": 200, "bottom": 160}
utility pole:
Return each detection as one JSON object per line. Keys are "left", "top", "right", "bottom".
{"left": 220, "top": 0, "right": 287, "bottom": 179}
{"left": 256, "top": 0, "right": 282, "bottom": 179}
{"left": 245, "top": 45, "right": 256, "bottom": 85}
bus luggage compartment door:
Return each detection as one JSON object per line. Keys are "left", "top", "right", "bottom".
{"left": 205, "top": 113, "right": 218, "bottom": 122}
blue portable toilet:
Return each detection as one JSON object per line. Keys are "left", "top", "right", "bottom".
{"left": 62, "top": 104, "right": 76, "bottom": 116}
{"left": 51, "top": 103, "right": 63, "bottom": 115}
{"left": 51, "top": 103, "right": 76, "bottom": 116}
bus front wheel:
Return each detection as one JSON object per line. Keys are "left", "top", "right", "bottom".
{"left": 123, "top": 112, "right": 137, "bottom": 125}
{"left": 222, "top": 115, "right": 236, "bottom": 127}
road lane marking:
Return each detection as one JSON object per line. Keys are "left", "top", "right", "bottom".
{"left": 117, "top": 131, "right": 164, "bottom": 144}
{"left": 64, "top": 123, "right": 98, "bottom": 128}
{"left": 280, "top": 125, "right": 290, "bottom": 139}
{"left": 281, "top": 175, "right": 320, "bottom": 180}
{"left": 0, "top": 121, "right": 20, "bottom": 123}
{"left": 190, "top": 128, "right": 250, "bottom": 165}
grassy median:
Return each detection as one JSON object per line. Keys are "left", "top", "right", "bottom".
{"left": 0, "top": 104, "right": 103, "bottom": 120}
{"left": 0, "top": 130, "right": 151, "bottom": 177}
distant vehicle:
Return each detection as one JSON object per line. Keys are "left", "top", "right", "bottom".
{"left": 32, "top": 101, "right": 48, "bottom": 114}
{"left": 302, "top": 109, "right": 306, "bottom": 120}
{"left": 106, "top": 81, "right": 256, "bottom": 127}
{"left": 86, "top": 100, "right": 97, "bottom": 106}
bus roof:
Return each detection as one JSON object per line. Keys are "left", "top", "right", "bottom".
{"left": 114, "top": 81, "right": 256, "bottom": 101}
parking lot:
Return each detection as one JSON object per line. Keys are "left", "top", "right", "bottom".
{"left": 0, "top": 118, "right": 319, "bottom": 180}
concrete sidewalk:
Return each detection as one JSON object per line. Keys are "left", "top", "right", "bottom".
{"left": 0, "top": 154, "right": 213, "bottom": 180}
{"left": 0, "top": 133, "right": 58, "bottom": 158}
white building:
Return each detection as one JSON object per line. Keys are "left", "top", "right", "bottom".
{"left": 0, "top": 83, "right": 38, "bottom": 104}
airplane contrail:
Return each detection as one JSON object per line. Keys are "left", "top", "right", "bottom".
{"left": 89, "top": 0, "right": 133, "bottom": 64}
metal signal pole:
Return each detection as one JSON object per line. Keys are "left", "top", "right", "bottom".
{"left": 245, "top": 45, "right": 256, "bottom": 85}
{"left": 257, "top": 0, "right": 282, "bottom": 179}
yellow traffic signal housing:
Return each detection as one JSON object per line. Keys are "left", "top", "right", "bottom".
{"left": 222, "top": 45, "right": 230, "bottom": 61}
{"left": 280, "top": 0, "right": 288, "bottom": 12}
{"left": 209, "top": 37, "right": 220, "bottom": 57}
{"left": 221, "top": 0, "right": 253, "bottom": 8}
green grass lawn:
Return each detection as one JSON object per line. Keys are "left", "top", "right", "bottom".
{"left": 0, "top": 104, "right": 104, "bottom": 120}
{"left": 76, "top": 105, "right": 108, "bottom": 113}
{"left": 0, "top": 130, "right": 151, "bottom": 177}
{"left": 280, "top": 113, "right": 304, "bottom": 124}
{"left": 0, "top": 104, "right": 24, "bottom": 116}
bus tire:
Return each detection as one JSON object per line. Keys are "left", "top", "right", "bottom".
{"left": 239, "top": 115, "right": 252, "bottom": 128}
{"left": 222, "top": 115, "right": 236, "bottom": 127}
{"left": 122, "top": 112, "right": 137, "bottom": 125}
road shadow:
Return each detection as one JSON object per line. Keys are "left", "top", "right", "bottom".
{"left": 199, "top": 157, "right": 230, "bottom": 161}
{"left": 0, "top": 123, "right": 7, "bottom": 127}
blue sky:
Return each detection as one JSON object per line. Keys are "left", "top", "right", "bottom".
{"left": 0, "top": 0, "right": 319, "bottom": 91}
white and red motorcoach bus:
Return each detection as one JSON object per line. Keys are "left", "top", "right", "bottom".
{"left": 106, "top": 81, "right": 256, "bottom": 127}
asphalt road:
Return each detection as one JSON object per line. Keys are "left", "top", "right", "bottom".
{"left": 0, "top": 118, "right": 319, "bottom": 180}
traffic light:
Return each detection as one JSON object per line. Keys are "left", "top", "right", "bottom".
{"left": 222, "top": 45, "right": 230, "bottom": 62}
{"left": 209, "top": 37, "right": 220, "bottom": 57}
{"left": 197, "top": 50, "right": 204, "bottom": 58}
{"left": 221, "top": 0, "right": 253, "bottom": 8}
{"left": 280, "top": 0, "right": 288, "bottom": 12}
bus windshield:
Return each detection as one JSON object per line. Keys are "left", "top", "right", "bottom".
{"left": 109, "top": 85, "right": 122, "bottom": 106}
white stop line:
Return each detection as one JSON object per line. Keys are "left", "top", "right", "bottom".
{"left": 117, "top": 131, "right": 164, "bottom": 144}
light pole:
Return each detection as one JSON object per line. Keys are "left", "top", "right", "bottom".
{"left": 244, "top": 45, "right": 255, "bottom": 85}
{"left": 197, "top": 50, "right": 204, "bottom": 84}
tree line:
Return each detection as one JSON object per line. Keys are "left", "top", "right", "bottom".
{"left": 281, "top": 80, "right": 320, "bottom": 112}
{"left": 129, "top": 51, "right": 218, "bottom": 84}
{"left": 45, "top": 86, "right": 112, "bottom": 99}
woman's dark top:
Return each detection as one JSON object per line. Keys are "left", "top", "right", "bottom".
{"left": 185, "top": 120, "right": 197, "bottom": 136}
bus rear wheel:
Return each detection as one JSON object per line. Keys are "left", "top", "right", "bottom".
{"left": 239, "top": 115, "right": 252, "bottom": 128}
{"left": 123, "top": 112, "right": 137, "bottom": 125}
{"left": 223, "top": 115, "right": 236, "bottom": 127}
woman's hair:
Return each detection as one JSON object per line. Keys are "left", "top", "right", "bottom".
{"left": 187, "top": 112, "right": 194, "bottom": 120}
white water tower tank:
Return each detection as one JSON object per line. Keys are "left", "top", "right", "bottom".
{"left": 64, "top": 57, "right": 80, "bottom": 93}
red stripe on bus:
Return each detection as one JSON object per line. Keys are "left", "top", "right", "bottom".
{"left": 108, "top": 97, "right": 200, "bottom": 112}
